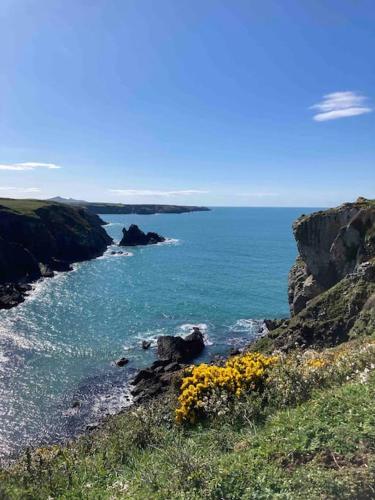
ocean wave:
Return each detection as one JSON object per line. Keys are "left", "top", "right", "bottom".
{"left": 98, "top": 249, "right": 134, "bottom": 260}
{"left": 157, "top": 238, "right": 180, "bottom": 246}
{"left": 229, "top": 318, "right": 266, "bottom": 335}
{"left": 177, "top": 323, "right": 213, "bottom": 345}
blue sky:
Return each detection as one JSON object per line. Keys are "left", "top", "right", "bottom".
{"left": 0, "top": 0, "right": 374, "bottom": 206}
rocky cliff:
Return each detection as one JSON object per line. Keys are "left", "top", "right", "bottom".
{"left": 254, "top": 197, "right": 375, "bottom": 352}
{"left": 0, "top": 198, "right": 112, "bottom": 308}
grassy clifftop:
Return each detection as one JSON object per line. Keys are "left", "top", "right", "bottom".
{"left": 1, "top": 335, "right": 374, "bottom": 499}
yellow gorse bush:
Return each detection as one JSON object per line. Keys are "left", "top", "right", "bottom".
{"left": 176, "top": 352, "right": 278, "bottom": 424}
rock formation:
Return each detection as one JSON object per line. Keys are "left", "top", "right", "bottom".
{"left": 130, "top": 327, "right": 205, "bottom": 401}
{"left": 157, "top": 327, "right": 205, "bottom": 362}
{"left": 254, "top": 197, "right": 375, "bottom": 352}
{"left": 0, "top": 198, "right": 112, "bottom": 309}
{"left": 119, "top": 224, "right": 165, "bottom": 246}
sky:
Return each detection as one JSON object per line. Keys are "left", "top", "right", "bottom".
{"left": 0, "top": 0, "right": 374, "bottom": 207}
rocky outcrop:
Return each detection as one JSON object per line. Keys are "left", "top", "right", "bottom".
{"left": 130, "top": 327, "right": 205, "bottom": 401}
{"left": 289, "top": 198, "right": 375, "bottom": 315}
{"left": 157, "top": 327, "right": 205, "bottom": 362}
{"left": 253, "top": 198, "right": 375, "bottom": 352}
{"left": 0, "top": 198, "right": 112, "bottom": 309}
{"left": 130, "top": 359, "right": 185, "bottom": 402}
{"left": 119, "top": 224, "right": 165, "bottom": 246}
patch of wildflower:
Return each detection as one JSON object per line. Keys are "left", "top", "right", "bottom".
{"left": 266, "top": 338, "right": 375, "bottom": 407}
{"left": 176, "top": 352, "right": 278, "bottom": 424}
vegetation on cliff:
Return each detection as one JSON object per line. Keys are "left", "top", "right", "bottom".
{"left": 1, "top": 199, "right": 374, "bottom": 498}
{"left": 1, "top": 335, "right": 374, "bottom": 499}
{"left": 50, "top": 197, "right": 210, "bottom": 215}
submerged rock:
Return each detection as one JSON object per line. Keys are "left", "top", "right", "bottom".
{"left": 142, "top": 340, "right": 151, "bottom": 350}
{"left": 115, "top": 357, "right": 129, "bottom": 367}
{"left": 119, "top": 224, "right": 165, "bottom": 246}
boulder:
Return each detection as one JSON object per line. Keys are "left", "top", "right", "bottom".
{"left": 119, "top": 224, "right": 165, "bottom": 246}
{"left": 157, "top": 327, "right": 205, "bottom": 362}
{"left": 115, "top": 357, "right": 129, "bottom": 367}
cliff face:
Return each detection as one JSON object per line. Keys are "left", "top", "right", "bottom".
{"left": 255, "top": 198, "right": 375, "bottom": 352}
{"left": 289, "top": 199, "right": 375, "bottom": 314}
{"left": 0, "top": 198, "right": 112, "bottom": 308}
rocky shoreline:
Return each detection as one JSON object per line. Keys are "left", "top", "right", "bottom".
{"left": 0, "top": 198, "right": 112, "bottom": 310}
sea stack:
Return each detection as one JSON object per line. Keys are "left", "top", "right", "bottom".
{"left": 119, "top": 224, "right": 165, "bottom": 246}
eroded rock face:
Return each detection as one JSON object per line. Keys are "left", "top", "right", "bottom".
{"left": 0, "top": 201, "right": 112, "bottom": 309}
{"left": 119, "top": 224, "right": 165, "bottom": 246}
{"left": 253, "top": 198, "right": 375, "bottom": 352}
{"left": 289, "top": 199, "right": 375, "bottom": 315}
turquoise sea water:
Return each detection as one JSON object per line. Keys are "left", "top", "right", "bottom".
{"left": 0, "top": 207, "right": 315, "bottom": 459}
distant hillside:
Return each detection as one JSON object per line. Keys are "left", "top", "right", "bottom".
{"left": 49, "top": 197, "right": 210, "bottom": 215}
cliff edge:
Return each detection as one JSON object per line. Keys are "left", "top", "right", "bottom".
{"left": 0, "top": 198, "right": 112, "bottom": 308}
{"left": 255, "top": 197, "right": 375, "bottom": 351}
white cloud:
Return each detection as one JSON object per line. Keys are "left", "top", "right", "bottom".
{"left": 109, "top": 189, "right": 209, "bottom": 197}
{"left": 0, "top": 186, "right": 41, "bottom": 193}
{"left": 310, "top": 91, "right": 372, "bottom": 121}
{"left": 0, "top": 162, "right": 61, "bottom": 171}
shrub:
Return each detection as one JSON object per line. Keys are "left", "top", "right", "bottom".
{"left": 175, "top": 352, "right": 278, "bottom": 424}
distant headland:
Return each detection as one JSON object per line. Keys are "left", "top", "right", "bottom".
{"left": 49, "top": 196, "right": 210, "bottom": 215}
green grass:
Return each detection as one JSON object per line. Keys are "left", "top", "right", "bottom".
{"left": 0, "top": 197, "right": 53, "bottom": 216}
{"left": 1, "top": 337, "right": 375, "bottom": 499}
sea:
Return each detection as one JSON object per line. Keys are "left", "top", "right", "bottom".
{"left": 0, "top": 207, "right": 316, "bottom": 460}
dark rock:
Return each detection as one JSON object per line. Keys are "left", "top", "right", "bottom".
{"left": 119, "top": 224, "right": 165, "bottom": 246}
{"left": 157, "top": 328, "right": 205, "bottom": 362}
{"left": 0, "top": 200, "right": 112, "bottom": 310}
{"left": 115, "top": 357, "right": 129, "bottom": 367}
{"left": 130, "top": 379, "right": 163, "bottom": 398}
{"left": 72, "top": 400, "right": 80, "bottom": 408}
{"left": 142, "top": 340, "right": 151, "bottom": 350}
{"left": 164, "top": 361, "right": 181, "bottom": 372}
{"left": 154, "top": 365, "right": 165, "bottom": 374}
{"left": 229, "top": 348, "right": 241, "bottom": 356}
{"left": 132, "top": 368, "right": 155, "bottom": 385}
{"left": 264, "top": 319, "right": 289, "bottom": 331}
{"left": 111, "top": 251, "right": 116, "bottom": 255}
{"left": 150, "top": 359, "right": 170, "bottom": 370}
{"left": 0, "top": 283, "right": 25, "bottom": 309}
{"left": 50, "top": 259, "right": 73, "bottom": 272}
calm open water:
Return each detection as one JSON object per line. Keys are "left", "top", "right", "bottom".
{"left": 0, "top": 207, "right": 316, "bottom": 459}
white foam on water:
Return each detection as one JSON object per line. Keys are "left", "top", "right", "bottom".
{"left": 177, "top": 323, "right": 213, "bottom": 345}
{"left": 226, "top": 319, "right": 268, "bottom": 347}
{"left": 90, "top": 384, "right": 134, "bottom": 418}
{"left": 98, "top": 249, "right": 134, "bottom": 260}
{"left": 229, "top": 319, "right": 266, "bottom": 335}
{"left": 157, "top": 238, "right": 180, "bottom": 246}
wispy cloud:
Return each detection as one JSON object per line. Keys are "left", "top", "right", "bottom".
{"left": 0, "top": 162, "right": 61, "bottom": 171}
{"left": 109, "top": 189, "right": 209, "bottom": 197}
{"left": 310, "top": 91, "right": 372, "bottom": 121}
{"left": 0, "top": 186, "right": 41, "bottom": 193}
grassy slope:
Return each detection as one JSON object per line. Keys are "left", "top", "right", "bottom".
{"left": 1, "top": 337, "right": 374, "bottom": 499}
{"left": 0, "top": 198, "right": 52, "bottom": 216}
